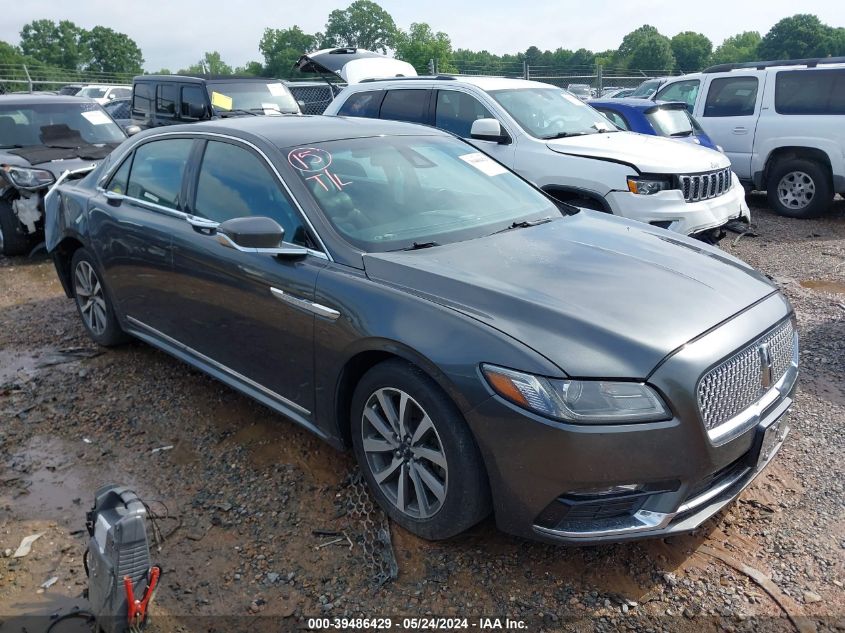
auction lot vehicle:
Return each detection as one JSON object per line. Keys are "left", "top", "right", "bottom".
{"left": 0, "top": 94, "right": 125, "bottom": 255}
{"left": 295, "top": 47, "right": 418, "bottom": 85}
{"left": 130, "top": 75, "right": 300, "bottom": 129}
{"left": 655, "top": 57, "right": 845, "bottom": 217}
{"left": 45, "top": 116, "right": 797, "bottom": 544}
{"left": 76, "top": 84, "right": 132, "bottom": 105}
{"left": 566, "top": 83, "right": 592, "bottom": 101}
{"left": 324, "top": 76, "right": 750, "bottom": 241}
{"left": 589, "top": 98, "right": 720, "bottom": 151}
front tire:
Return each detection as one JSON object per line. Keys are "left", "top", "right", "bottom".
{"left": 0, "top": 199, "right": 33, "bottom": 256}
{"left": 71, "top": 248, "right": 129, "bottom": 346}
{"left": 350, "top": 360, "right": 491, "bottom": 540}
{"left": 766, "top": 158, "right": 832, "bottom": 218}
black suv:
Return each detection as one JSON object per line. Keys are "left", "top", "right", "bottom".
{"left": 131, "top": 75, "right": 300, "bottom": 129}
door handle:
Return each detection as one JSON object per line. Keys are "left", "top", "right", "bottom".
{"left": 732, "top": 126, "right": 748, "bottom": 135}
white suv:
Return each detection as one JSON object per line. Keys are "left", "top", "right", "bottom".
{"left": 655, "top": 58, "right": 845, "bottom": 217}
{"left": 324, "top": 76, "right": 749, "bottom": 241}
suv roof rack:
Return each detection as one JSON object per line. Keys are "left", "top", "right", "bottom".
{"left": 702, "top": 56, "right": 845, "bottom": 73}
{"left": 358, "top": 75, "right": 457, "bottom": 83}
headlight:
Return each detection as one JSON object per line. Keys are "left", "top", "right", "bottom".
{"left": 2, "top": 165, "right": 56, "bottom": 189}
{"left": 481, "top": 364, "right": 671, "bottom": 423}
{"left": 626, "top": 176, "right": 672, "bottom": 195}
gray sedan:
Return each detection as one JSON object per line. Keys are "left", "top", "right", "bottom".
{"left": 45, "top": 116, "right": 798, "bottom": 544}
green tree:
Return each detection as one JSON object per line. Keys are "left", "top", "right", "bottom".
{"left": 616, "top": 25, "right": 675, "bottom": 70}
{"left": 759, "top": 14, "right": 845, "bottom": 59}
{"left": 671, "top": 31, "right": 712, "bottom": 71}
{"left": 395, "top": 23, "right": 455, "bottom": 73}
{"left": 260, "top": 26, "right": 319, "bottom": 78}
{"left": 0, "top": 40, "right": 23, "bottom": 66}
{"left": 234, "top": 61, "right": 264, "bottom": 76}
{"left": 322, "top": 0, "right": 398, "bottom": 53}
{"left": 19, "top": 19, "right": 88, "bottom": 70}
{"left": 84, "top": 26, "right": 143, "bottom": 75}
{"left": 710, "top": 31, "right": 761, "bottom": 65}
{"left": 568, "top": 48, "right": 596, "bottom": 68}
{"left": 180, "top": 51, "right": 233, "bottom": 75}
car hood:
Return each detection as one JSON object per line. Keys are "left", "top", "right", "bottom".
{"left": 546, "top": 131, "right": 730, "bottom": 174}
{"left": 0, "top": 147, "right": 112, "bottom": 179}
{"left": 363, "top": 213, "right": 777, "bottom": 378}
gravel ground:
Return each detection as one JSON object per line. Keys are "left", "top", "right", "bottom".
{"left": 1, "top": 195, "right": 843, "bottom": 633}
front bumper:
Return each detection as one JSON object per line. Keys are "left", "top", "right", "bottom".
{"left": 605, "top": 177, "right": 750, "bottom": 237}
{"left": 466, "top": 294, "right": 797, "bottom": 545}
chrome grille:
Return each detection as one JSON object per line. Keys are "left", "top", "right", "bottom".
{"left": 286, "top": 83, "right": 335, "bottom": 115}
{"left": 680, "top": 167, "right": 732, "bottom": 202}
{"left": 697, "top": 320, "right": 796, "bottom": 431}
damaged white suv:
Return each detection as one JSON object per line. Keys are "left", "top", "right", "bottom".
{"left": 325, "top": 76, "right": 750, "bottom": 241}
{"left": 0, "top": 95, "right": 126, "bottom": 255}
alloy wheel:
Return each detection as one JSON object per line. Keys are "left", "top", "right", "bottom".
{"left": 74, "top": 260, "right": 107, "bottom": 336}
{"left": 777, "top": 171, "right": 815, "bottom": 210}
{"left": 361, "top": 387, "right": 448, "bottom": 519}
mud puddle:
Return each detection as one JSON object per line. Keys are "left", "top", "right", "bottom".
{"left": 0, "top": 346, "right": 101, "bottom": 388}
{"left": 800, "top": 279, "right": 845, "bottom": 294}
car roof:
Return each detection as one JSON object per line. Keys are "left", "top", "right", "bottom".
{"left": 589, "top": 98, "right": 685, "bottom": 110}
{"left": 350, "top": 75, "right": 560, "bottom": 92}
{"left": 141, "top": 114, "right": 451, "bottom": 148}
{"left": 134, "top": 74, "right": 278, "bottom": 84}
{"left": 0, "top": 94, "right": 99, "bottom": 106}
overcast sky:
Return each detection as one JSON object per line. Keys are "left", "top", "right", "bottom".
{"left": 3, "top": 0, "right": 842, "bottom": 71}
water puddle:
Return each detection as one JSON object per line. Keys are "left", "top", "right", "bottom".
{"left": 0, "top": 346, "right": 101, "bottom": 386}
{"left": 800, "top": 279, "right": 845, "bottom": 294}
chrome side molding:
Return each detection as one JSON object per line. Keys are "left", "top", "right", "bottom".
{"left": 270, "top": 287, "right": 340, "bottom": 320}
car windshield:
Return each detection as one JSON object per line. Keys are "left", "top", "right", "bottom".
{"left": 205, "top": 81, "right": 299, "bottom": 114}
{"left": 287, "top": 135, "right": 561, "bottom": 252}
{"left": 568, "top": 85, "right": 590, "bottom": 97}
{"left": 78, "top": 87, "right": 108, "bottom": 98}
{"left": 630, "top": 79, "right": 662, "bottom": 98}
{"left": 0, "top": 101, "right": 126, "bottom": 148}
{"left": 488, "top": 87, "right": 618, "bottom": 139}
{"left": 646, "top": 106, "right": 694, "bottom": 137}
{"left": 58, "top": 86, "right": 82, "bottom": 96}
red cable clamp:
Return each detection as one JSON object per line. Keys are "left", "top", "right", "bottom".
{"left": 124, "top": 566, "right": 161, "bottom": 628}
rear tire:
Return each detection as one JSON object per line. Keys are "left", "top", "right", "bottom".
{"left": 0, "top": 199, "right": 33, "bottom": 256}
{"left": 766, "top": 158, "right": 832, "bottom": 218}
{"left": 350, "top": 359, "right": 491, "bottom": 540}
{"left": 71, "top": 248, "right": 129, "bottom": 347}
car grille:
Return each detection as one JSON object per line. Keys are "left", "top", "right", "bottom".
{"left": 680, "top": 167, "right": 732, "bottom": 202}
{"left": 697, "top": 320, "right": 795, "bottom": 432}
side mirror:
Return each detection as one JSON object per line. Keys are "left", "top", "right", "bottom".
{"left": 124, "top": 124, "right": 142, "bottom": 136}
{"left": 215, "top": 216, "right": 307, "bottom": 257}
{"left": 470, "top": 118, "right": 510, "bottom": 144}
{"left": 184, "top": 102, "right": 207, "bottom": 120}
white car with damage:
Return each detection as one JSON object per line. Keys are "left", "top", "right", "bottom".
{"left": 324, "top": 75, "right": 750, "bottom": 241}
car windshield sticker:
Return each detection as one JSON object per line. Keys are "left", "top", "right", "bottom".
{"left": 459, "top": 152, "right": 508, "bottom": 177}
{"left": 210, "top": 91, "right": 233, "bottom": 110}
{"left": 288, "top": 147, "right": 351, "bottom": 192}
{"left": 267, "top": 83, "right": 286, "bottom": 97}
{"left": 81, "top": 110, "right": 112, "bottom": 125}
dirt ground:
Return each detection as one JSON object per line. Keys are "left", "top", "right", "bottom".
{"left": 1, "top": 195, "right": 844, "bottom": 633}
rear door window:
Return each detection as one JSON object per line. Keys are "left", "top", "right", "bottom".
{"left": 435, "top": 90, "right": 494, "bottom": 137}
{"left": 703, "top": 77, "right": 759, "bottom": 117}
{"left": 337, "top": 90, "right": 384, "bottom": 118}
{"left": 125, "top": 139, "right": 193, "bottom": 209}
{"left": 156, "top": 84, "right": 177, "bottom": 116}
{"left": 775, "top": 69, "right": 845, "bottom": 115}
{"left": 379, "top": 89, "right": 430, "bottom": 124}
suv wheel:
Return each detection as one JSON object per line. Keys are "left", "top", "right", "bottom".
{"left": 767, "top": 158, "right": 832, "bottom": 218}
{"left": 0, "top": 200, "right": 33, "bottom": 256}
{"left": 350, "top": 360, "right": 491, "bottom": 540}
{"left": 71, "top": 248, "right": 129, "bottom": 346}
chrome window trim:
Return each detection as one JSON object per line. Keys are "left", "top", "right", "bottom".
{"left": 96, "top": 130, "right": 333, "bottom": 261}
{"left": 125, "top": 315, "right": 311, "bottom": 416}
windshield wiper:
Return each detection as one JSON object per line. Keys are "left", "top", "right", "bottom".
{"left": 670, "top": 131, "right": 694, "bottom": 137}
{"left": 216, "top": 108, "right": 258, "bottom": 117}
{"left": 541, "top": 131, "right": 586, "bottom": 140}
{"left": 403, "top": 241, "right": 440, "bottom": 250}
{"left": 491, "top": 217, "right": 554, "bottom": 235}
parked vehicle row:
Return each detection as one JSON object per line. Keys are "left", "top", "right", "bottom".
{"left": 44, "top": 116, "right": 798, "bottom": 545}
{"left": 654, "top": 57, "right": 845, "bottom": 217}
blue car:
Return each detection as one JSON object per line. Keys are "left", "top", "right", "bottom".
{"left": 588, "top": 98, "right": 720, "bottom": 151}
